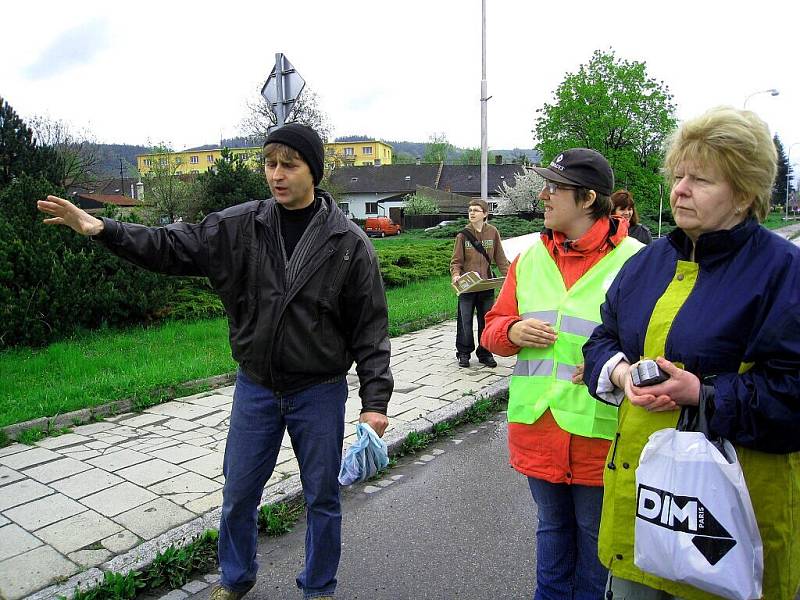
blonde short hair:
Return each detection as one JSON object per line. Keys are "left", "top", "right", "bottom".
{"left": 663, "top": 106, "right": 777, "bottom": 222}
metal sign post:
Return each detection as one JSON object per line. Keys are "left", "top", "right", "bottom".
{"left": 261, "top": 53, "right": 305, "bottom": 130}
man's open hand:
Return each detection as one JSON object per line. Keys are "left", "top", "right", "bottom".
{"left": 37, "top": 195, "right": 104, "bottom": 236}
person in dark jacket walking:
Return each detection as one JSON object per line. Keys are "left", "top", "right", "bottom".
{"left": 38, "top": 124, "right": 392, "bottom": 600}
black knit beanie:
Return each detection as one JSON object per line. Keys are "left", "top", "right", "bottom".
{"left": 264, "top": 123, "right": 324, "bottom": 185}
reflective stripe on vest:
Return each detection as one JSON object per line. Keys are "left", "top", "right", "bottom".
{"left": 508, "top": 236, "right": 643, "bottom": 440}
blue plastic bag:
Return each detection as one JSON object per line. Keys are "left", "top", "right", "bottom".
{"left": 338, "top": 422, "right": 389, "bottom": 485}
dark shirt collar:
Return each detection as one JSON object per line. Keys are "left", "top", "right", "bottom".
{"left": 668, "top": 217, "right": 759, "bottom": 267}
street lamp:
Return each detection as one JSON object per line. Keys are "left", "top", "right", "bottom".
{"left": 743, "top": 88, "right": 779, "bottom": 109}
{"left": 786, "top": 142, "right": 800, "bottom": 220}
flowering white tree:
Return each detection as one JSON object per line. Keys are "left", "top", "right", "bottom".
{"left": 495, "top": 168, "right": 544, "bottom": 214}
{"left": 403, "top": 193, "right": 440, "bottom": 215}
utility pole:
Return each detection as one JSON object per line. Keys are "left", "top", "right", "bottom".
{"left": 480, "top": 0, "right": 490, "bottom": 202}
{"left": 120, "top": 159, "right": 125, "bottom": 197}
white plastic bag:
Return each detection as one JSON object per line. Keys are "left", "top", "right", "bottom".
{"left": 634, "top": 428, "right": 763, "bottom": 600}
{"left": 337, "top": 422, "right": 389, "bottom": 485}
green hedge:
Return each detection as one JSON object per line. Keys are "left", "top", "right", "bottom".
{"left": 0, "top": 176, "right": 171, "bottom": 348}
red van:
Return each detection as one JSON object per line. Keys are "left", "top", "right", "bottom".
{"left": 365, "top": 216, "right": 401, "bottom": 237}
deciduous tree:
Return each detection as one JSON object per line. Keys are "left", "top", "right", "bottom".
{"left": 423, "top": 133, "right": 453, "bottom": 164}
{"left": 240, "top": 87, "right": 332, "bottom": 144}
{"left": 496, "top": 169, "right": 544, "bottom": 214}
{"left": 534, "top": 49, "right": 677, "bottom": 214}
{"left": 28, "top": 115, "right": 99, "bottom": 188}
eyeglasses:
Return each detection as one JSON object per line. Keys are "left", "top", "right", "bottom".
{"left": 543, "top": 181, "right": 576, "bottom": 194}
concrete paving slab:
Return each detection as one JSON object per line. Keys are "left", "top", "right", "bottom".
{"left": 0, "top": 515, "right": 7, "bottom": 526}
{"left": 0, "top": 523, "right": 43, "bottom": 561}
{"left": 68, "top": 548, "right": 113, "bottom": 568}
{"left": 49, "top": 468, "right": 124, "bottom": 499}
{"left": 180, "top": 452, "right": 224, "bottom": 479}
{"left": 0, "top": 444, "right": 28, "bottom": 458}
{"left": 195, "top": 412, "right": 228, "bottom": 428}
{"left": 87, "top": 449, "right": 151, "bottom": 472}
{"left": 60, "top": 448, "right": 102, "bottom": 461}
{"left": 414, "top": 385, "right": 457, "bottom": 399}
{"left": 23, "top": 457, "right": 93, "bottom": 484}
{"left": 0, "top": 447, "right": 62, "bottom": 470}
{"left": 144, "top": 403, "right": 220, "bottom": 421}
{"left": 34, "top": 510, "right": 124, "bottom": 554}
{"left": 149, "top": 444, "right": 212, "bottom": 464}
{"left": 101, "top": 529, "right": 140, "bottom": 553}
{"left": 83, "top": 441, "right": 111, "bottom": 450}
{"left": 0, "top": 545, "right": 78, "bottom": 600}
{"left": 172, "top": 430, "right": 207, "bottom": 442}
{"left": 184, "top": 393, "right": 232, "bottom": 408}
{"left": 116, "top": 459, "right": 187, "bottom": 487}
{"left": 113, "top": 498, "right": 196, "bottom": 540}
{"left": 5, "top": 493, "right": 86, "bottom": 531}
{"left": 34, "top": 434, "right": 92, "bottom": 450}
{"left": 0, "top": 479, "right": 53, "bottom": 511}
{"left": 0, "top": 465, "right": 25, "bottom": 487}
{"left": 81, "top": 482, "right": 157, "bottom": 517}
{"left": 151, "top": 472, "right": 221, "bottom": 496}
{"left": 163, "top": 492, "right": 205, "bottom": 505}
{"left": 184, "top": 490, "right": 224, "bottom": 515}
{"left": 115, "top": 413, "right": 170, "bottom": 428}
{"left": 404, "top": 396, "right": 452, "bottom": 412}
{"left": 160, "top": 418, "right": 202, "bottom": 432}
{"left": 72, "top": 422, "right": 117, "bottom": 435}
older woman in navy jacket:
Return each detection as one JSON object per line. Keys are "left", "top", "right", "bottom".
{"left": 583, "top": 107, "right": 800, "bottom": 599}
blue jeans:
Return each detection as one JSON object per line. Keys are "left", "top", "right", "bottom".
{"left": 527, "top": 477, "right": 607, "bottom": 600}
{"left": 219, "top": 370, "right": 347, "bottom": 598}
{"left": 456, "top": 289, "right": 495, "bottom": 359}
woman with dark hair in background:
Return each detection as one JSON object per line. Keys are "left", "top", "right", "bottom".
{"left": 610, "top": 189, "right": 652, "bottom": 245}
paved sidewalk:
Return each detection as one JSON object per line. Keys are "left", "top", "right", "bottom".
{"left": 0, "top": 321, "right": 512, "bottom": 600}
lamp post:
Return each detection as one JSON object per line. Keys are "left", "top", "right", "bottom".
{"left": 743, "top": 88, "right": 779, "bottom": 109}
{"left": 786, "top": 143, "right": 800, "bottom": 220}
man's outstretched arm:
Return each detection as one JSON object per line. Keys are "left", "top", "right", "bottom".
{"left": 37, "top": 195, "right": 104, "bottom": 236}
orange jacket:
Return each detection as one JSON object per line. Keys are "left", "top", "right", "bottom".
{"left": 481, "top": 217, "right": 628, "bottom": 485}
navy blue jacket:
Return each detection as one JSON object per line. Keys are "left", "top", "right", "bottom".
{"left": 583, "top": 218, "right": 800, "bottom": 453}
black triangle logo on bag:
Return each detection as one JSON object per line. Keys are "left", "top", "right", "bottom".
{"left": 636, "top": 484, "right": 737, "bottom": 564}
{"left": 690, "top": 536, "right": 737, "bottom": 566}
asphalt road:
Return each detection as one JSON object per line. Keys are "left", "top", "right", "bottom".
{"left": 193, "top": 415, "right": 538, "bottom": 600}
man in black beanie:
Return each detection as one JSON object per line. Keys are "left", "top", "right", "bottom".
{"left": 37, "top": 123, "right": 393, "bottom": 600}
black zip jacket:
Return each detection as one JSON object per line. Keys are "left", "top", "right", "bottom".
{"left": 95, "top": 191, "right": 393, "bottom": 414}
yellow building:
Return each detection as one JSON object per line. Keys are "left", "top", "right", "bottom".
{"left": 137, "top": 147, "right": 262, "bottom": 176}
{"left": 137, "top": 139, "right": 394, "bottom": 176}
{"left": 324, "top": 140, "right": 393, "bottom": 168}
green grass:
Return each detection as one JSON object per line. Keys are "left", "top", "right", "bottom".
{"left": 0, "top": 276, "right": 458, "bottom": 429}
{"left": 258, "top": 501, "right": 306, "bottom": 536}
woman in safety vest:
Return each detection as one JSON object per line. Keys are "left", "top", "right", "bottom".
{"left": 482, "top": 148, "right": 643, "bottom": 598}
{"left": 583, "top": 106, "right": 800, "bottom": 598}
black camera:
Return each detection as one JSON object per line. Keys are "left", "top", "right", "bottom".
{"left": 630, "top": 359, "right": 669, "bottom": 387}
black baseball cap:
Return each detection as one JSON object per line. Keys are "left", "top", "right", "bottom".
{"left": 533, "top": 148, "right": 614, "bottom": 196}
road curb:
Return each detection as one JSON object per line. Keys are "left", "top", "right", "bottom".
{"left": 1, "top": 373, "right": 236, "bottom": 443}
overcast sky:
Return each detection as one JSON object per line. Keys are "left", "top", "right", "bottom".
{"left": 2, "top": 0, "right": 798, "bottom": 173}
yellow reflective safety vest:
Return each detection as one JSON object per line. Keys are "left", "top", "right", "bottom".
{"left": 508, "top": 237, "right": 643, "bottom": 439}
